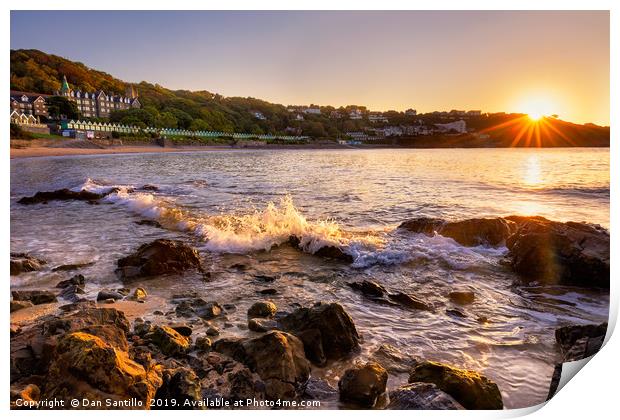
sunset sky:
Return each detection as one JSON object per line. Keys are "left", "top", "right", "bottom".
{"left": 10, "top": 10, "right": 610, "bottom": 125}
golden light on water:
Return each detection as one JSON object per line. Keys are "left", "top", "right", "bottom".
{"left": 523, "top": 155, "right": 542, "bottom": 186}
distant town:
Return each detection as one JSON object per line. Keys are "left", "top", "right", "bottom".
{"left": 9, "top": 49, "right": 609, "bottom": 148}
{"left": 10, "top": 75, "right": 487, "bottom": 144}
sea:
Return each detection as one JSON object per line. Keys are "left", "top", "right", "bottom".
{"left": 10, "top": 147, "right": 610, "bottom": 409}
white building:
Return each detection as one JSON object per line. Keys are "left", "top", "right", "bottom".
{"left": 434, "top": 120, "right": 467, "bottom": 134}
{"left": 349, "top": 109, "right": 363, "bottom": 120}
{"left": 368, "top": 112, "right": 389, "bottom": 123}
{"left": 251, "top": 111, "right": 266, "bottom": 120}
{"left": 303, "top": 107, "right": 321, "bottom": 115}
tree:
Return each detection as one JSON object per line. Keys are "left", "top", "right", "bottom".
{"left": 46, "top": 96, "right": 80, "bottom": 120}
{"left": 189, "top": 118, "right": 211, "bottom": 131}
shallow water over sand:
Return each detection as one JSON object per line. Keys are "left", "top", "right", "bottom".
{"left": 10, "top": 148, "right": 609, "bottom": 409}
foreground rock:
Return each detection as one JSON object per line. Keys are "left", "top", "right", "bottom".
{"left": 279, "top": 302, "right": 360, "bottom": 366}
{"left": 388, "top": 383, "right": 464, "bottom": 409}
{"left": 11, "top": 290, "right": 57, "bottom": 305}
{"left": 247, "top": 301, "right": 277, "bottom": 319}
{"left": 213, "top": 331, "right": 310, "bottom": 400}
{"left": 370, "top": 344, "right": 418, "bottom": 374}
{"left": 154, "top": 367, "right": 202, "bottom": 409}
{"left": 147, "top": 326, "right": 190, "bottom": 356}
{"left": 42, "top": 332, "right": 162, "bottom": 408}
{"left": 408, "top": 361, "right": 503, "bottom": 410}
{"left": 555, "top": 322, "right": 607, "bottom": 361}
{"left": 116, "top": 239, "right": 204, "bottom": 280}
{"left": 348, "top": 280, "right": 432, "bottom": 312}
{"left": 175, "top": 298, "right": 223, "bottom": 320}
{"left": 338, "top": 362, "right": 388, "bottom": 408}
{"left": 505, "top": 216, "right": 609, "bottom": 288}
{"left": 10, "top": 252, "right": 46, "bottom": 276}
{"left": 11, "top": 307, "right": 131, "bottom": 382}
{"left": 399, "top": 217, "right": 516, "bottom": 247}
{"left": 17, "top": 189, "right": 108, "bottom": 205}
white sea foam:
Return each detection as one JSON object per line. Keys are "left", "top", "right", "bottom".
{"left": 74, "top": 178, "right": 509, "bottom": 267}
{"left": 99, "top": 184, "right": 351, "bottom": 255}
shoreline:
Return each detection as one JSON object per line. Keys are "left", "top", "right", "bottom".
{"left": 10, "top": 141, "right": 611, "bottom": 160}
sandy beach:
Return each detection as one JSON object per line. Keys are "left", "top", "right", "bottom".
{"left": 10, "top": 144, "right": 230, "bottom": 159}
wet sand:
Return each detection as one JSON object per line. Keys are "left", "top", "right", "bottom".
{"left": 10, "top": 145, "right": 230, "bottom": 159}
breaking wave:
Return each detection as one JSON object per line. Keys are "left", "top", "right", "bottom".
{"left": 73, "top": 178, "right": 508, "bottom": 269}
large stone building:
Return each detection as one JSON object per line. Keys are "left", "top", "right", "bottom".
{"left": 10, "top": 91, "right": 49, "bottom": 118}
{"left": 58, "top": 75, "right": 141, "bottom": 118}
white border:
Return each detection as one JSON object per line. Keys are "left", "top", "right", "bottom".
{"left": 3, "top": 2, "right": 617, "bottom": 420}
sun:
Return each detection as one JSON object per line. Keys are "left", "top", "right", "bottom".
{"left": 516, "top": 94, "right": 556, "bottom": 122}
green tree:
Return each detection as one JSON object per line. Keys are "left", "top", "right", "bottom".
{"left": 46, "top": 96, "right": 80, "bottom": 120}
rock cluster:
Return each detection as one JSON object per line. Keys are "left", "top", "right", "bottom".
{"left": 116, "top": 239, "right": 204, "bottom": 280}
{"left": 399, "top": 215, "right": 609, "bottom": 289}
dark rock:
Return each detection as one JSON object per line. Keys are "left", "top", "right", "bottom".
{"left": 188, "top": 351, "right": 266, "bottom": 402}
{"left": 247, "top": 301, "right": 278, "bottom": 319}
{"left": 399, "top": 217, "right": 516, "bottom": 247}
{"left": 147, "top": 325, "right": 190, "bottom": 356}
{"left": 116, "top": 239, "right": 204, "bottom": 280}
{"left": 213, "top": 331, "right": 310, "bottom": 400}
{"left": 52, "top": 262, "right": 95, "bottom": 272}
{"left": 135, "top": 220, "right": 163, "bottom": 228}
{"left": 370, "top": 344, "right": 418, "bottom": 374}
{"left": 248, "top": 318, "right": 279, "bottom": 333}
{"left": 348, "top": 280, "right": 386, "bottom": 297}
{"left": 10, "top": 300, "right": 34, "bottom": 313}
{"left": 258, "top": 288, "right": 278, "bottom": 295}
{"left": 175, "top": 298, "right": 222, "bottom": 320}
{"left": 10, "top": 252, "right": 46, "bottom": 276}
{"left": 279, "top": 302, "right": 360, "bottom": 366}
{"left": 253, "top": 274, "right": 277, "bottom": 283}
{"left": 10, "top": 324, "right": 22, "bottom": 337}
{"left": 17, "top": 188, "right": 107, "bottom": 205}
{"left": 546, "top": 364, "right": 562, "bottom": 401}
{"left": 448, "top": 290, "right": 475, "bottom": 305}
{"left": 96, "top": 289, "right": 125, "bottom": 301}
{"left": 154, "top": 367, "right": 202, "bottom": 409}
{"left": 505, "top": 216, "right": 609, "bottom": 288}
{"left": 303, "top": 377, "right": 338, "bottom": 401}
{"left": 408, "top": 361, "right": 503, "bottom": 410}
{"left": 288, "top": 235, "right": 353, "bottom": 262}
{"left": 58, "top": 285, "right": 85, "bottom": 302}
{"left": 388, "top": 292, "right": 432, "bottom": 311}
{"left": 141, "top": 184, "right": 159, "bottom": 191}
{"left": 338, "top": 362, "right": 388, "bottom": 408}
{"left": 195, "top": 336, "right": 212, "bottom": 352}
{"left": 117, "top": 288, "right": 131, "bottom": 296}
{"left": 170, "top": 324, "right": 193, "bottom": 337}
{"left": 446, "top": 308, "right": 467, "bottom": 318}
{"left": 388, "top": 383, "right": 464, "bottom": 409}
{"left": 555, "top": 323, "right": 607, "bottom": 361}
{"left": 55, "top": 274, "right": 86, "bottom": 288}
{"left": 206, "top": 326, "right": 220, "bottom": 337}
{"left": 11, "top": 290, "right": 56, "bottom": 305}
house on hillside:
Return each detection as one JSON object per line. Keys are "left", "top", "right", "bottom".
{"left": 10, "top": 91, "right": 49, "bottom": 118}
{"left": 57, "top": 75, "right": 141, "bottom": 118}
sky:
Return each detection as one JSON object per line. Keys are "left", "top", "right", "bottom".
{"left": 10, "top": 11, "right": 610, "bottom": 125}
